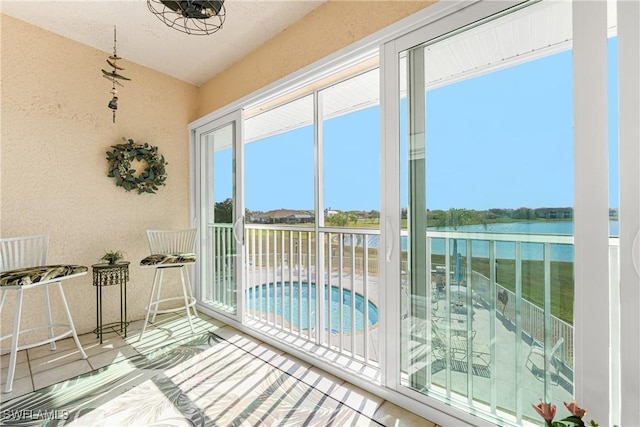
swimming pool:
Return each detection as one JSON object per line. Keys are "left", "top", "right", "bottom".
{"left": 246, "top": 282, "right": 379, "bottom": 333}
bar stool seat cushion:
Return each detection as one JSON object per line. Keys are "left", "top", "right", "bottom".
{"left": 0, "top": 265, "right": 88, "bottom": 287}
{"left": 140, "top": 253, "right": 196, "bottom": 267}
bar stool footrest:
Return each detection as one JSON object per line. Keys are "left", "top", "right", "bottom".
{"left": 0, "top": 324, "right": 75, "bottom": 352}
{"left": 147, "top": 296, "right": 196, "bottom": 315}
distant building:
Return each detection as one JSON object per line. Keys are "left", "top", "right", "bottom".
{"left": 534, "top": 207, "right": 573, "bottom": 219}
{"left": 252, "top": 209, "right": 314, "bottom": 224}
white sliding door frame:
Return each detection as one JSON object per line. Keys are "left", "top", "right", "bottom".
{"left": 572, "top": 1, "right": 610, "bottom": 423}
{"left": 381, "top": 0, "right": 611, "bottom": 423}
{"left": 382, "top": 0, "right": 524, "bottom": 409}
{"left": 192, "top": 109, "right": 245, "bottom": 324}
{"left": 618, "top": 0, "right": 640, "bottom": 425}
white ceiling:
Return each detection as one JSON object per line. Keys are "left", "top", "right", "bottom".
{"left": 0, "top": 0, "right": 325, "bottom": 86}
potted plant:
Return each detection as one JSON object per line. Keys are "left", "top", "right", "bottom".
{"left": 533, "top": 401, "right": 598, "bottom": 427}
{"left": 100, "top": 250, "right": 125, "bottom": 265}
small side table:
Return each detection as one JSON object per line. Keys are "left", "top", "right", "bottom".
{"left": 92, "top": 262, "right": 129, "bottom": 343}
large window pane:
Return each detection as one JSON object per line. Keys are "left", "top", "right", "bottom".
{"left": 242, "top": 95, "right": 316, "bottom": 337}
{"left": 400, "top": 2, "right": 575, "bottom": 424}
{"left": 244, "top": 95, "right": 315, "bottom": 224}
{"left": 242, "top": 71, "right": 380, "bottom": 365}
{"left": 204, "top": 121, "right": 237, "bottom": 312}
{"left": 321, "top": 69, "right": 380, "bottom": 229}
{"left": 319, "top": 68, "right": 381, "bottom": 364}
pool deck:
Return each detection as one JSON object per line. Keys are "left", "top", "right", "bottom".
{"left": 243, "top": 266, "right": 573, "bottom": 423}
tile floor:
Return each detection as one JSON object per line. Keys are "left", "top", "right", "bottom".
{"left": 1, "top": 312, "right": 440, "bottom": 426}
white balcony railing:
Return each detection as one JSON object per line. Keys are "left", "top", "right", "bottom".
{"left": 209, "top": 224, "right": 579, "bottom": 370}
{"left": 471, "top": 271, "right": 574, "bottom": 367}
{"left": 424, "top": 230, "right": 575, "bottom": 374}
{"left": 205, "top": 223, "right": 236, "bottom": 311}
{"left": 206, "top": 224, "right": 623, "bottom": 424}
{"left": 243, "top": 225, "right": 381, "bottom": 368}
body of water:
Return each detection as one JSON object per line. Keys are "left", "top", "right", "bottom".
{"left": 354, "top": 220, "right": 619, "bottom": 262}
{"left": 435, "top": 220, "right": 619, "bottom": 236}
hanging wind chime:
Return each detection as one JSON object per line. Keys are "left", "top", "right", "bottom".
{"left": 101, "top": 26, "right": 131, "bottom": 123}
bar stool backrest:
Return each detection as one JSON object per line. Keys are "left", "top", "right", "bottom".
{"left": 0, "top": 234, "right": 49, "bottom": 272}
{"left": 146, "top": 229, "right": 197, "bottom": 255}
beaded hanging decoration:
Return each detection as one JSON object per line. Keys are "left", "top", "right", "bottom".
{"left": 101, "top": 26, "right": 131, "bottom": 123}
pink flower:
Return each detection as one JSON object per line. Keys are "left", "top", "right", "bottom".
{"left": 564, "top": 402, "right": 587, "bottom": 418}
{"left": 532, "top": 403, "right": 556, "bottom": 423}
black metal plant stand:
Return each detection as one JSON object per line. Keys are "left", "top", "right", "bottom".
{"left": 92, "top": 262, "right": 129, "bottom": 344}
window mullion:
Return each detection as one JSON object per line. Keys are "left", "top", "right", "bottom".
{"left": 572, "top": 0, "right": 610, "bottom": 422}
{"left": 618, "top": 1, "right": 640, "bottom": 425}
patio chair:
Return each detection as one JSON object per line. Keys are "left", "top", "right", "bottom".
{"left": 431, "top": 322, "right": 490, "bottom": 368}
{"left": 526, "top": 336, "right": 565, "bottom": 383}
{"left": 0, "top": 234, "right": 88, "bottom": 393}
{"left": 498, "top": 289, "right": 509, "bottom": 314}
{"left": 139, "top": 229, "right": 198, "bottom": 341}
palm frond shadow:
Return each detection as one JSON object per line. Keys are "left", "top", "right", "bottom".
{"left": 0, "top": 331, "right": 224, "bottom": 426}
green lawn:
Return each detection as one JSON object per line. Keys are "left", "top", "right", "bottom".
{"left": 431, "top": 254, "right": 574, "bottom": 324}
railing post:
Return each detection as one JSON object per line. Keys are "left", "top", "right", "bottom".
{"left": 490, "top": 240, "right": 497, "bottom": 415}
{"left": 544, "top": 242, "right": 552, "bottom": 401}
{"left": 319, "top": 232, "right": 328, "bottom": 346}
{"left": 466, "top": 238, "right": 473, "bottom": 404}
{"left": 363, "top": 234, "right": 370, "bottom": 363}
{"left": 515, "top": 241, "right": 523, "bottom": 423}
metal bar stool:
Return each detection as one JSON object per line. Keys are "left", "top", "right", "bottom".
{"left": 139, "top": 229, "right": 198, "bottom": 341}
{"left": 0, "top": 234, "right": 88, "bottom": 394}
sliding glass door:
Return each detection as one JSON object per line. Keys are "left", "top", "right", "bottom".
{"left": 380, "top": 1, "right": 613, "bottom": 424}
{"left": 197, "top": 111, "right": 244, "bottom": 319}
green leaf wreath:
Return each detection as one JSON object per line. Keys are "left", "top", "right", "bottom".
{"left": 106, "top": 138, "right": 168, "bottom": 194}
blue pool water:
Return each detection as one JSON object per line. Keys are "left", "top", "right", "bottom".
{"left": 246, "top": 282, "right": 379, "bottom": 333}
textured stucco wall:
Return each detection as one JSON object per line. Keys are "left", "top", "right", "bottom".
{"left": 198, "top": 0, "right": 434, "bottom": 117}
{"left": 0, "top": 14, "right": 198, "bottom": 339}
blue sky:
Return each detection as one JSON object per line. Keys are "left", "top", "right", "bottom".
{"left": 216, "top": 37, "right": 619, "bottom": 213}
{"left": 416, "top": 48, "right": 575, "bottom": 211}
